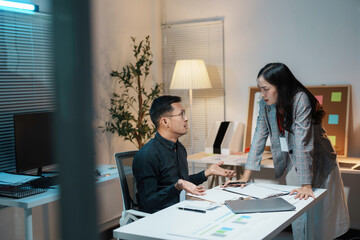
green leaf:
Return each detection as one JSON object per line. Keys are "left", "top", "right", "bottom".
{"left": 101, "top": 36, "right": 162, "bottom": 149}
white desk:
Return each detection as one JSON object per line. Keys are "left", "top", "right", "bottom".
{"left": 0, "top": 188, "right": 59, "bottom": 240}
{"left": 0, "top": 165, "right": 126, "bottom": 240}
{"left": 113, "top": 184, "right": 326, "bottom": 240}
{"left": 188, "top": 153, "right": 360, "bottom": 229}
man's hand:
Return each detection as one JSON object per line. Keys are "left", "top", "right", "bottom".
{"left": 175, "top": 179, "right": 206, "bottom": 196}
{"left": 290, "top": 184, "right": 315, "bottom": 200}
{"left": 204, "top": 161, "right": 235, "bottom": 177}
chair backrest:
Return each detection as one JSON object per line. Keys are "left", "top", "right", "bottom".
{"left": 114, "top": 151, "right": 138, "bottom": 211}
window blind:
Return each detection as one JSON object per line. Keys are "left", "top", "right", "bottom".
{"left": 0, "top": 9, "right": 55, "bottom": 172}
{"left": 162, "top": 20, "right": 225, "bottom": 154}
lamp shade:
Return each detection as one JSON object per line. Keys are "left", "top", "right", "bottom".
{"left": 170, "top": 60, "right": 212, "bottom": 90}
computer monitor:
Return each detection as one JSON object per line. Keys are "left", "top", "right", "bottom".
{"left": 14, "top": 111, "right": 55, "bottom": 175}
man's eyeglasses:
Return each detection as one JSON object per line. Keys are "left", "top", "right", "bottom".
{"left": 169, "top": 110, "right": 186, "bottom": 119}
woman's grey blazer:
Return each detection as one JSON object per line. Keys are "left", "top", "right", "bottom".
{"left": 245, "top": 91, "right": 337, "bottom": 187}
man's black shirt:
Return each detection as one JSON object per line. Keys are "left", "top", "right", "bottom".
{"left": 132, "top": 132, "right": 207, "bottom": 213}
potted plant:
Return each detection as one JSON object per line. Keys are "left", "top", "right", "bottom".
{"left": 102, "top": 36, "right": 162, "bottom": 149}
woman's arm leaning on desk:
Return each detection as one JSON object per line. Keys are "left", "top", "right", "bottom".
{"left": 289, "top": 185, "right": 315, "bottom": 200}
{"left": 222, "top": 169, "right": 315, "bottom": 200}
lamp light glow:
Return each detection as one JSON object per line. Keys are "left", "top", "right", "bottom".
{"left": 0, "top": 0, "right": 37, "bottom": 12}
{"left": 170, "top": 59, "right": 212, "bottom": 154}
{"left": 170, "top": 60, "right": 212, "bottom": 90}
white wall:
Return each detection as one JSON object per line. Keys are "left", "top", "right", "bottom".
{"left": 164, "top": 0, "right": 360, "bottom": 157}
{"left": 91, "top": 0, "right": 163, "bottom": 165}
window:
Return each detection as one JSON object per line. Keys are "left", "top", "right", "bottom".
{"left": 162, "top": 20, "right": 225, "bottom": 154}
{"left": 0, "top": 9, "right": 55, "bottom": 172}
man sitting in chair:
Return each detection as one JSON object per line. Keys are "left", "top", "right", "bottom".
{"left": 133, "top": 95, "right": 235, "bottom": 213}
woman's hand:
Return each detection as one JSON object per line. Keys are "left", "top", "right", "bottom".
{"left": 221, "top": 169, "right": 252, "bottom": 188}
{"left": 221, "top": 178, "right": 248, "bottom": 188}
{"left": 290, "top": 184, "right": 315, "bottom": 200}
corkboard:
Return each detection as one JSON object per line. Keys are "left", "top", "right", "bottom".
{"left": 244, "top": 85, "right": 351, "bottom": 157}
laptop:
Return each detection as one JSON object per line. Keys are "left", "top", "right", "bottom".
{"left": 225, "top": 198, "right": 295, "bottom": 214}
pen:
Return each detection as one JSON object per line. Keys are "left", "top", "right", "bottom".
{"left": 177, "top": 207, "right": 206, "bottom": 213}
{"left": 264, "top": 192, "right": 290, "bottom": 199}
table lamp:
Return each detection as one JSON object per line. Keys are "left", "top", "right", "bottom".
{"left": 170, "top": 59, "right": 212, "bottom": 154}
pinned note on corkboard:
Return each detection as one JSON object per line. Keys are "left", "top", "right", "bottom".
{"left": 244, "top": 85, "right": 351, "bottom": 157}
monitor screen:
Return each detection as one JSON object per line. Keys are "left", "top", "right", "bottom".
{"left": 14, "top": 112, "right": 55, "bottom": 174}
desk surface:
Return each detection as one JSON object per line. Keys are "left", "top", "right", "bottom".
{"left": 113, "top": 184, "right": 326, "bottom": 240}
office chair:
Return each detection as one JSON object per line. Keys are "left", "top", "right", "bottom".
{"left": 114, "top": 151, "right": 149, "bottom": 226}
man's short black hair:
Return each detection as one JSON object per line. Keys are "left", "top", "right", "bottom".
{"left": 150, "top": 95, "right": 181, "bottom": 129}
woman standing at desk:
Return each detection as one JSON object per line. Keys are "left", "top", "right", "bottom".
{"left": 225, "top": 63, "right": 349, "bottom": 239}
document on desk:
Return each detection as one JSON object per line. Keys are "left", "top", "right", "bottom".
{"left": 187, "top": 186, "right": 248, "bottom": 203}
{"left": 187, "top": 183, "right": 297, "bottom": 204}
{"left": 224, "top": 183, "right": 290, "bottom": 199}
{"left": 168, "top": 204, "right": 272, "bottom": 240}
{"left": 0, "top": 172, "right": 40, "bottom": 186}
{"left": 178, "top": 200, "right": 221, "bottom": 211}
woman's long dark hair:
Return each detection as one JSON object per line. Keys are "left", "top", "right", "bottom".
{"left": 257, "top": 63, "right": 325, "bottom": 132}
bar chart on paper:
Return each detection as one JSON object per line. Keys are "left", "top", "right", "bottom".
{"left": 169, "top": 207, "right": 270, "bottom": 239}
{"left": 206, "top": 215, "right": 254, "bottom": 238}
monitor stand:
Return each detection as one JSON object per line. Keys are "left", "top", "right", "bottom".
{"left": 36, "top": 167, "right": 59, "bottom": 186}
{"left": 36, "top": 167, "right": 58, "bottom": 176}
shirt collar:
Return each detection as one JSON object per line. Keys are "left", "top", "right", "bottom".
{"left": 155, "top": 132, "right": 177, "bottom": 150}
{"left": 265, "top": 102, "right": 277, "bottom": 112}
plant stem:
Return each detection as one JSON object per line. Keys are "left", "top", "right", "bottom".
{"left": 137, "top": 74, "right": 143, "bottom": 148}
